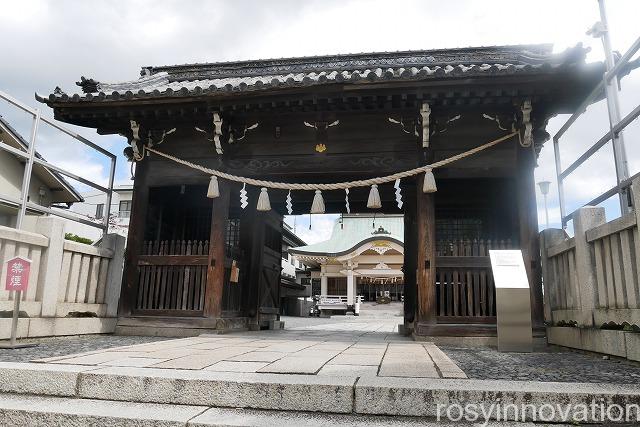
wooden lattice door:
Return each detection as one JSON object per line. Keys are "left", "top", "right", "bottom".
{"left": 241, "top": 209, "right": 282, "bottom": 325}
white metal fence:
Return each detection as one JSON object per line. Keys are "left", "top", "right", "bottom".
{"left": 553, "top": 0, "right": 640, "bottom": 227}
{"left": 0, "top": 90, "right": 116, "bottom": 234}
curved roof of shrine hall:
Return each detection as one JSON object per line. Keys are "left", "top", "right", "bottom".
{"left": 290, "top": 214, "right": 403, "bottom": 258}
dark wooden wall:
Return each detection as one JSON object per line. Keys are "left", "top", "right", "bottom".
{"left": 120, "top": 104, "right": 543, "bottom": 330}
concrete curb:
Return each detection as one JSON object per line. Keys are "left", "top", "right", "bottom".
{"left": 77, "top": 366, "right": 355, "bottom": 413}
{"left": 355, "top": 376, "right": 640, "bottom": 421}
{"left": 0, "top": 393, "right": 542, "bottom": 426}
{"left": 1, "top": 362, "right": 639, "bottom": 422}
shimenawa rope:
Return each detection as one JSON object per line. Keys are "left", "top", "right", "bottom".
{"left": 144, "top": 131, "right": 518, "bottom": 191}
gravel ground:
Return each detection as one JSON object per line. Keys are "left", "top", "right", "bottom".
{"left": 442, "top": 345, "right": 640, "bottom": 384}
{"left": 0, "top": 335, "right": 168, "bottom": 363}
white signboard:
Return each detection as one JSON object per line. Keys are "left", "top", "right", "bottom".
{"left": 489, "top": 250, "right": 532, "bottom": 352}
{"left": 489, "top": 250, "right": 529, "bottom": 289}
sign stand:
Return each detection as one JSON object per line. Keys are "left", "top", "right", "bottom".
{"left": 0, "top": 256, "right": 38, "bottom": 349}
{"left": 489, "top": 250, "right": 533, "bottom": 353}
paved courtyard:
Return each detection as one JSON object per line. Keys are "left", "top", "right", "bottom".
{"left": 30, "top": 318, "right": 466, "bottom": 379}
{"left": 2, "top": 304, "right": 640, "bottom": 383}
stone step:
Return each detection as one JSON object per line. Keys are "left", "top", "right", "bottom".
{"left": 0, "top": 393, "right": 545, "bottom": 426}
{"left": 0, "top": 362, "right": 639, "bottom": 423}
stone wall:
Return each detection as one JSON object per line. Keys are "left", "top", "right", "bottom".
{"left": 541, "top": 177, "right": 640, "bottom": 361}
{"left": 0, "top": 217, "right": 124, "bottom": 339}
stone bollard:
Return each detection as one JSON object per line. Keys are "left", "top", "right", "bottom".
{"left": 35, "top": 217, "right": 65, "bottom": 317}
{"left": 572, "top": 207, "right": 606, "bottom": 327}
{"left": 539, "top": 228, "right": 567, "bottom": 324}
{"left": 101, "top": 233, "right": 126, "bottom": 317}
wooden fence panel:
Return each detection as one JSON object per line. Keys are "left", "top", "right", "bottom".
{"left": 135, "top": 240, "right": 208, "bottom": 313}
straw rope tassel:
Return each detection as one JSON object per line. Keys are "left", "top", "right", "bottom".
{"left": 311, "top": 190, "right": 325, "bottom": 214}
{"left": 206, "top": 176, "right": 220, "bottom": 198}
{"left": 422, "top": 169, "right": 437, "bottom": 193}
{"left": 257, "top": 187, "right": 271, "bottom": 211}
{"left": 367, "top": 184, "right": 382, "bottom": 209}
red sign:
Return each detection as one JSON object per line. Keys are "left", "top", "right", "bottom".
{"left": 4, "top": 256, "right": 31, "bottom": 292}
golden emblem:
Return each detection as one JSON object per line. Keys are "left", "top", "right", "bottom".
{"left": 315, "top": 143, "right": 327, "bottom": 153}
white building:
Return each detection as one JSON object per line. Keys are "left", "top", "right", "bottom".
{"left": 62, "top": 185, "right": 133, "bottom": 242}
{"left": 280, "top": 222, "right": 310, "bottom": 316}
{"left": 0, "top": 116, "right": 82, "bottom": 228}
{"left": 290, "top": 214, "right": 404, "bottom": 309}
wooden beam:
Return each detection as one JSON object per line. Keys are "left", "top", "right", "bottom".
{"left": 137, "top": 255, "right": 208, "bottom": 266}
{"left": 516, "top": 144, "right": 544, "bottom": 328}
{"left": 204, "top": 181, "right": 230, "bottom": 318}
{"left": 120, "top": 159, "right": 149, "bottom": 317}
{"left": 403, "top": 179, "right": 417, "bottom": 325}
{"left": 416, "top": 174, "right": 437, "bottom": 324}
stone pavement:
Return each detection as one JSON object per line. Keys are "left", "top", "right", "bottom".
{"left": 31, "top": 319, "right": 466, "bottom": 379}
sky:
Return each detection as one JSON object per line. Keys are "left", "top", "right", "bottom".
{"left": 1, "top": 0, "right": 638, "bottom": 244}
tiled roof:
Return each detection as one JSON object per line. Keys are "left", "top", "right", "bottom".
{"left": 290, "top": 214, "right": 403, "bottom": 257}
{"left": 37, "top": 44, "right": 591, "bottom": 105}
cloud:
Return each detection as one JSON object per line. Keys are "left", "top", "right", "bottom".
{"left": 1, "top": 0, "right": 638, "bottom": 233}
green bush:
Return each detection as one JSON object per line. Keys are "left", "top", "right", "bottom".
{"left": 64, "top": 233, "right": 93, "bottom": 245}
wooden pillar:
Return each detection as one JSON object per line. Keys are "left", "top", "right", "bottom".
{"left": 516, "top": 144, "right": 544, "bottom": 328}
{"left": 402, "top": 179, "right": 417, "bottom": 325}
{"left": 417, "top": 175, "right": 437, "bottom": 324}
{"left": 119, "top": 159, "right": 149, "bottom": 317}
{"left": 204, "top": 181, "right": 230, "bottom": 318}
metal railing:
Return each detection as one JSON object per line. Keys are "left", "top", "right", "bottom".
{"left": 0, "top": 90, "right": 116, "bottom": 233}
{"left": 553, "top": 0, "right": 640, "bottom": 227}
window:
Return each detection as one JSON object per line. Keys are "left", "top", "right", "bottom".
{"left": 95, "top": 204, "right": 104, "bottom": 219}
{"left": 118, "top": 200, "right": 132, "bottom": 218}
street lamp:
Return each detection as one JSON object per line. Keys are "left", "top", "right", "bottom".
{"left": 537, "top": 181, "right": 551, "bottom": 229}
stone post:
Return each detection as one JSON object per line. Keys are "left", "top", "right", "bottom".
{"left": 573, "top": 206, "right": 606, "bottom": 326}
{"left": 539, "top": 228, "right": 567, "bottom": 324}
{"left": 35, "top": 217, "right": 65, "bottom": 317}
{"left": 320, "top": 273, "right": 328, "bottom": 296}
{"left": 101, "top": 233, "right": 126, "bottom": 317}
{"left": 346, "top": 269, "right": 355, "bottom": 305}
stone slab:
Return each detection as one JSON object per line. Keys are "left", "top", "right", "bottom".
{"left": 547, "top": 327, "right": 628, "bottom": 358}
{"left": 309, "top": 343, "right": 354, "bottom": 351}
{"left": 77, "top": 366, "right": 355, "bottom": 413}
{"left": 189, "top": 407, "right": 507, "bottom": 426}
{"left": 0, "top": 319, "right": 29, "bottom": 340}
{"left": 0, "top": 392, "right": 206, "bottom": 426}
{"left": 378, "top": 360, "right": 438, "bottom": 378}
{"left": 99, "top": 357, "right": 168, "bottom": 367}
{"left": 49, "top": 351, "right": 149, "bottom": 365}
{"left": 341, "top": 348, "right": 386, "bottom": 356}
{"left": 317, "top": 364, "right": 379, "bottom": 377}
{"left": 355, "top": 376, "right": 640, "bottom": 420}
{"left": 150, "top": 348, "right": 251, "bottom": 370}
{"left": 27, "top": 317, "right": 117, "bottom": 337}
{"left": 204, "top": 361, "right": 269, "bottom": 373}
{"left": 329, "top": 353, "right": 383, "bottom": 366}
{"left": 626, "top": 332, "right": 640, "bottom": 362}
{"left": 0, "top": 362, "right": 96, "bottom": 396}
{"left": 227, "top": 351, "right": 287, "bottom": 363}
{"left": 145, "top": 347, "right": 210, "bottom": 359}
{"left": 258, "top": 356, "right": 330, "bottom": 374}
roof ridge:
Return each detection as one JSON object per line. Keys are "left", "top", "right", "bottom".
{"left": 142, "top": 44, "right": 554, "bottom": 75}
